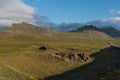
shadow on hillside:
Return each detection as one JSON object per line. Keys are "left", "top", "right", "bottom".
{"left": 43, "top": 46, "right": 120, "bottom": 80}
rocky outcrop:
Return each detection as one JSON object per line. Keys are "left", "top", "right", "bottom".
{"left": 54, "top": 49, "right": 90, "bottom": 62}
{"left": 68, "top": 52, "right": 89, "bottom": 62}
{"left": 38, "top": 46, "right": 90, "bottom": 62}
{"left": 78, "top": 53, "right": 89, "bottom": 62}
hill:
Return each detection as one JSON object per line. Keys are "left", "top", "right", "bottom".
{"left": 9, "top": 22, "right": 55, "bottom": 34}
{"left": 72, "top": 25, "right": 111, "bottom": 39}
{"left": 0, "top": 23, "right": 119, "bottom": 80}
{"left": 0, "top": 25, "right": 114, "bottom": 80}
{"left": 44, "top": 46, "right": 120, "bottom": 80}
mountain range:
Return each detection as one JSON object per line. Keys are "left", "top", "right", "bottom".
{"left": 72, "top": 25, "right": 120, "bottom": 38}
{"left": 0, "top": 22, "right": 120, "bottom": 38}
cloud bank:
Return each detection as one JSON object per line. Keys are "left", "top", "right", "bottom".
{"left": 56, "top": 10, "right": 120, "bottom": 31}
{"left": 0, "top": 0, "right": 49, "bottom": 27}
{"left": 87, "top": 12, "right": 120, "bottom": 30}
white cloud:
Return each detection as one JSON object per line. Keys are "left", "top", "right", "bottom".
{"left": 87, "top": 10, "right": 120, "bottom": 30}
{"left": 110, "top": 17, "right": 120, "bottom": 23}
{"left": 109, "top": 10, "right": 120, "bottom": 23}
{"left": 116, "top": 11, "right": 120, "bottom": 15}
{"left": 110, "top": 10, "right": 120, "bottom": 16}
{"left": 0, "top": 0, "right": 48, "bottom": 27}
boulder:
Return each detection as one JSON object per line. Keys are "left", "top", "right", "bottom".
{"left": 39, "top": 46, "right": 49, "bottom": 51}
{"left": 78, "top": 53, "right": 89, "bottom": 62}
{"left": 69, "top": 52, "right": 79, "bottom": 61}
{"left": 67, "top": 50, "right": 90, "bottom": 62}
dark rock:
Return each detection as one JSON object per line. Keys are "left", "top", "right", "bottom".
{"left": 54, "top": 53, "right": 65, "bottom": 59}
{"left": 39, "top": 46, "right": 49, "bottom": 51}
{"left": 78, "top": 53, "right": 89, "bottom": 62}
{"left": 68, "top": 51, "right": 90, "bottom": 62}
{"left": 69, "top": 52, "right": 78, "bottom": 61}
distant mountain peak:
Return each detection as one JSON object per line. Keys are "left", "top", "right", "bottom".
{"left": 101, "top": 26, "right": 120, "bottom": 38}
{"left": 73, "top": 25, "right": 100, "bottom": 32}
{"left": 71, "top": 25, "right": 111, "bottom": 39}
{"left": 9, "top": 22, "right": 56, "bottom": 34}
{"left": 72, "top": 25, "right": 120, "bottom": 38}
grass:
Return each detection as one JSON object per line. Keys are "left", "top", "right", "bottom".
{"left": 0, "top": 64, "right": 30, "bottom": 80}
{"left": 0, "top": 32, "right": 119, "bottom": 80}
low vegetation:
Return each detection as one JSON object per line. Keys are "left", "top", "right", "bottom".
{"left": 0, "top": 23, "right": 119, "bottom": 80}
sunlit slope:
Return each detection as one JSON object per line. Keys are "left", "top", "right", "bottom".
{"left": 0, "top": 23, "right": 119, "bottom": 80}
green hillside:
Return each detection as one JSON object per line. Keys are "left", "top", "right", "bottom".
{"left": 0, "top": 23, "right": 119, "bottom": 80}
{"left": 0, "top": 64, "right": 30, "bottom": 80}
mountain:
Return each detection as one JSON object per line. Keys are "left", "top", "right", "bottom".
{"left": 73, "top": 25, "right": 100, "bottom": 32}
{"left": 8, "top": 22, "right": 56, "bottom": 34}
{"left": 101, "top": 27, "right": 120, "bottom": 38}
{"left": 72, "top": 25, "right": 111, "bottom": 39}
{"left": 72, "top": 25, "right": 120, "bottom": 38}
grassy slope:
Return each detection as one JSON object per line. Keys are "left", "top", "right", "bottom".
{"left": 0, "top": 32, "right": 119, "bottom": 80}
{"left": 0, "top": 64, "right": 30, "bottom": 80}
{"left": 44, "top": 46, "right": 120, "bottom": 80}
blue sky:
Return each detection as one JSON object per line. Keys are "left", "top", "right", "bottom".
{"left": 23, "top": 0, "right": 120, "bottom": 24}
{"left": 0, "top": 0, "right": 120, "bottom": 29}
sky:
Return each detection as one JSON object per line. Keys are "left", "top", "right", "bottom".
{"left": 23, "top": 0, "right": 120, "bottom": 23}
{"left": 0, "top": 0, "right": 120, "bottom": 30}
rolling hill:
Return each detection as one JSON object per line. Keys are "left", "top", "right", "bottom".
{"left": 0, "top": 22, "right": 119, "bottom": 80}
{"left": 9, "top": 22, "right": 55, "bottom": 34}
